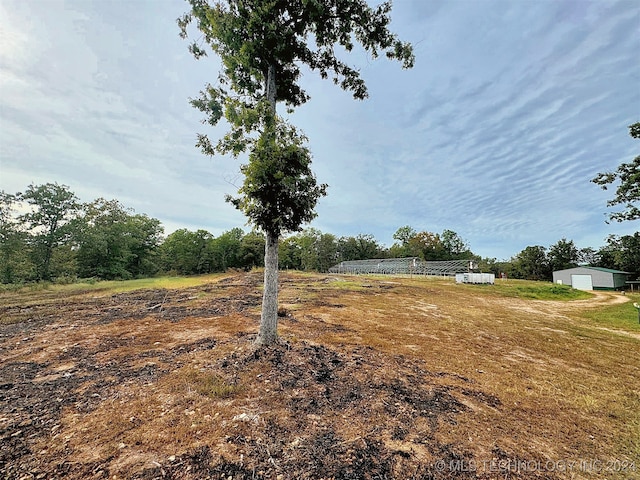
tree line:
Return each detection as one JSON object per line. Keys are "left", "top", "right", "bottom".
{"left": 481, "top": 236, "right": 639, "bottom": 281}
{"left": 1, "top": 182, "right": 637, "bottom": 285}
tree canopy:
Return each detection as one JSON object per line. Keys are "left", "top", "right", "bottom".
{"left": 178, "top": 0, "right": 414, "bottom": 112}
{"left": 592, "top": 122, "right": 640, "bottom": 222}
{"left": 178, "top": 0, "right": 414, "bottom": 236}
{"left": 547, "top": 238, "right": 581, "bottom": 272}
{"left": 225, "top": 121, "right": 327, "bottom": 236}
{"left": 18, "top": 183, "right": 81, "bottom": 281}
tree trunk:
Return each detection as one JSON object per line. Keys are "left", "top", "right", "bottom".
{"left": 256, "top": 230, "right": 279, "bottom": 346}
{"left": 266, "top": 63, "right": 276, "bottom": 114}
{"left": 255, "top": 62, "right": 279, "bottom": 347}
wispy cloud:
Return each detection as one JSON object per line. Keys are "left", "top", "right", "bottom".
{"left": 1, "top": 0, "right": 638, "bottom": 259}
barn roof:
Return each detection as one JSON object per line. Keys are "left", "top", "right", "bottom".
{"left": 554, "top": 266, "right": 629, "bottom": 274}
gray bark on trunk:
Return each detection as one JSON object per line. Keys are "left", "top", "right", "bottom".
{"left": 256, "top": 230, "right": 279, "bottom": 346}
{"left": 266, "top": 63, "right": 276, "bottom": 114}
{"left": 255, "top": 62, "right": 279, "bottom": 347}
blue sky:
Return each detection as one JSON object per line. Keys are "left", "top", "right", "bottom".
{"left": 0, "top": 0, "right": 638, "bottom": 260}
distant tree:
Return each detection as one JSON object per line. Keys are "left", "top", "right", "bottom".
{"left": 616, "top": 233, "right": 640, "bottom": 278}
{"left": 390, "top": 225, "right": 419, "bottom": 258}
{"left": 0, "top": 191, "right": 14, "bottom": 235}
{"left": 211, "top": 228, "right": 244, "bottom": 271}
{"left": 393, "top": 225, "right": 416, "bottom": 245}
{"left": 294, "top": 228, "right": 321, "bottom": 271}
{"left": 476, "top": 257, "right": 512, "bottom": 278}
{"left": 281, "top": 228, "right": 339, "bottom": 272}
{"left": 239, "top": 231, "right": 265, "bottom": 270}
{"left": 592, "top": 122, "right": 640, "bottom": 222}
{"left": 409, "top": 231, "right": 447, "bottom": 261}
{"left": 18, "top": 183, "right": 80, "bottom": 281}
{"left": 441, "top": 229, "right": 472, "bottom": 259}
{"left": 547, "top": 238, "right": 581, "bottom": 272}
{"left": 77, "top": 199, "right": 163, "bottom": 279}
{"left": 593, "top": 243, "right": 618, "bottom": 271}
{"left": 160, "top": 229, "right": 215, "bottom": 275}
{"left": 49, "top": 244, "right": 78, "bottom": 281}
{"left": 579, "top": 247, "right": 598, "bottom": 266}
{"left": 511, "top": 245, "right": 551, "bottom": 281}
{"left": 77, "top": 199, "right": 132, "bottom": 279}
{"left": 124, "top": 214, "right": 163, "bottom": 277}
{"left": 316, "top": 232, "right": 339, "bottom": 272}
{"left": 594, "top": 233, "right": 640, "bottom": 279}
{"left": 0, "top": 191, "right": 33, "bottom": 283}
{"left": 279, "top": 236, "right": 301, "bottom": 270}
{"left": 338, "top": 234, "right": 384, "bottom": 261}
{"left": 179, "top": 0, "right": 413, "bottom": 345}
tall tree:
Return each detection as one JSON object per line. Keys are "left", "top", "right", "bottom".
{"left": 179, "top": 0, "right": 413, "bottom": 345}
{"left": 239, "top": 230, "right": 266, "bottom": 270}
{"left": 293, "top": 228, "right": 321, "bottom": 271}
{"left": 592, "top": 122, "right": 640, "bottom": 222}
{"left": 615, "top": 233, "right": 640, "bottom": 279}
{"left": 18, "top": 183, "right": 80, "bottom": 281}
{"left": 409, "top": 231, "right": 447, "bottom": 261}
{"left": 77, "top": 199, "right": 131, "bottom": 279}
{"left": 77, "top": 199, "right": 163, "bottom": 279}
{"left": 594, "top": 233, "right": 640, "bottom": 279}
{"left": 338, "top": 234, "right": 384, "bottom": 261}
{"left": 279, "top": 236, "right": 302, "bottom": 270}
{"left": 390, "top": 225, "right": 419, "bottom": 258}
{"left": 0, "top": 191, "right": 33, "bottom": 283}
{"left": 511, "top": 245, "right": 551, "bottom": 281}
{"left": 160, "top": 229, "right": 215, "bottom": 275}
{"left": 123, "top": 214, "right": 164, "bottom": 278}
{"left": 393, "top": 225, "right": 417, "bottom": 246}
{"left": 547, "top": 238, "right": 580, "bottom": 272}
{"left": 441, "top": 229, "right": 471, "bottom": 259}
{"left": 316, "top": 231, "right": 339, "bottom": 272}
{"left": 211, "top": 227, "right": 244, "bottom": 271}
{"left": 281, "top": 228, "right": 339, "bottom": 272}
{"left": 579, "top": 247, "right": 597, "bottom": 266}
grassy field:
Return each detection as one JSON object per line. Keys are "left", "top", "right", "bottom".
{"left": 1, "top": 272, "right": 638, "bottom": 479}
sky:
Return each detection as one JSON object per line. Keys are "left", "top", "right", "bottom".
{"left": 0, "top": 0, "right": 638, "bottom": 260}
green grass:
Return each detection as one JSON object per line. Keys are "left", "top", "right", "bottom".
{"left": 582, "top": 294, "right": 640, "bottom": 332}
{"left": 483, "top": 280, "right": 593, "bottom": 300}
{"left": 90, "top": 275, "right": 228, "bottom": 294}
{"left": 330, "top": 274, "right": 593, "bottom": 301}
{"left": 0, "top": 274, "right": 229, "bottom": 299}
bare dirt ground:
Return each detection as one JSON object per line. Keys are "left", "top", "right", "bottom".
{"left": 1, "top": 273, "right": 638, "bottom": 479}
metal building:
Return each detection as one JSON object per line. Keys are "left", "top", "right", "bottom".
{"left": 328, "top": 258, "right": 473, "bottom": 276}
{"left": 552, "top": 266, "right": 629, "bottom": 291}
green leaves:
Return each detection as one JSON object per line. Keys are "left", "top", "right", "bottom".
{"left": 179, "top": 0, "right": 414, "bottom": 111}
{"left": 227, "top": 120, "right": 327, "bottom": 236}
{"left": 17, "top": 183, "right": 81, "bottom": 281}
{"left": 179, "top": 0, "right": 413, "bottom": 237}
{"left": 76, "top": 198, "right": 164, "bottom": 280}
{"left": 592, "top": 122, "right": 640, "bottom": 222}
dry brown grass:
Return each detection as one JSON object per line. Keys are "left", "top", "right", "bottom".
{"left": 1, "top": 272, "right": 638, "bottom": 479}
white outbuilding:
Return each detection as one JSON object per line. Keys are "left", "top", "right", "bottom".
{"left": 552, "top": 266, "right": 629, "bottom": 291}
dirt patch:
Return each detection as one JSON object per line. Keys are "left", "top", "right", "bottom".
{"left": 0, "top": 275, "right": 516, "bottom": 480}
{"left": 494, "top": 290, "right": 631, "bottom": 318}
{"left": 3, "top": 272, "right": 635, "bottom": 479}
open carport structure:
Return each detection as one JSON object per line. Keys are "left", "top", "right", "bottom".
{"left": 552, "top": 266, "right": 629, "bottom": 291}
{"left": 328, "top": 258, "right": 473, "bottom": 276}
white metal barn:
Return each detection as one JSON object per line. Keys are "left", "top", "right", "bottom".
{"left": 552, "top": 266, "right": 629, "bottom": 291}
